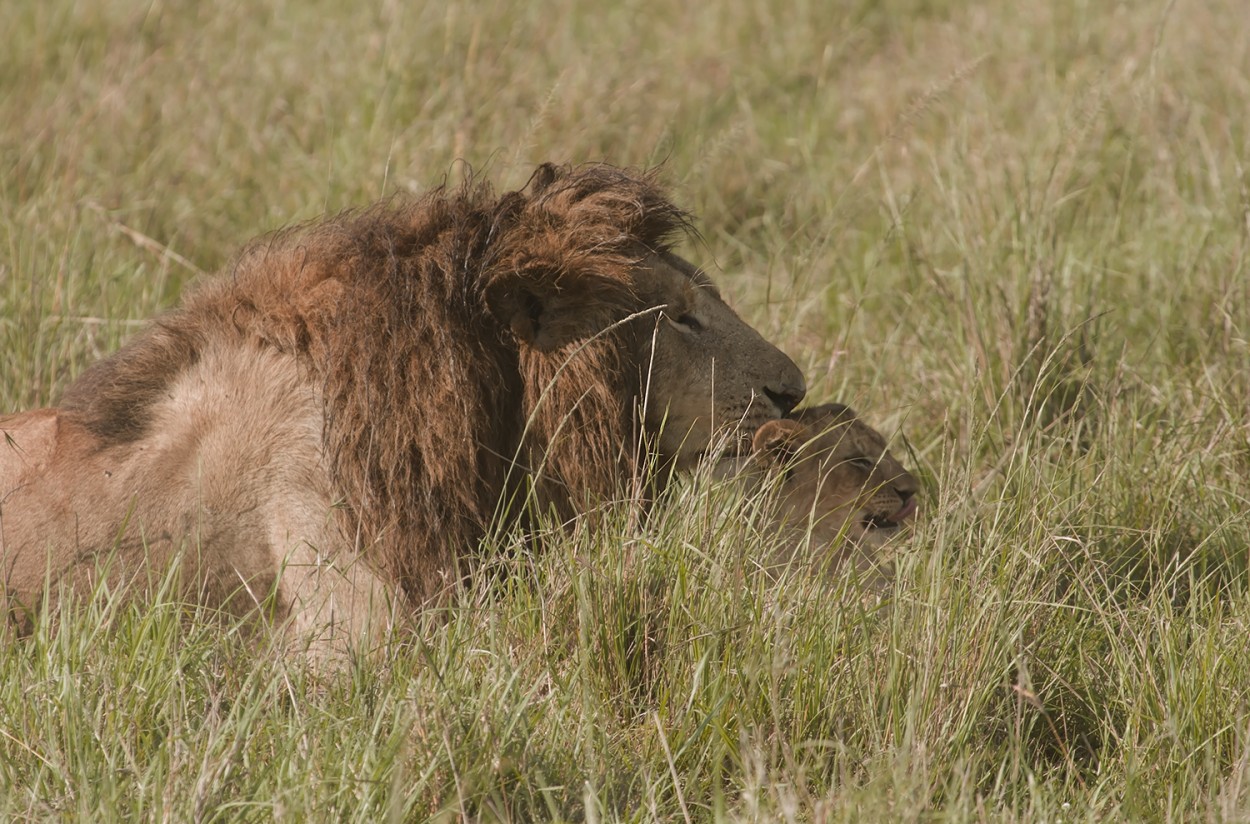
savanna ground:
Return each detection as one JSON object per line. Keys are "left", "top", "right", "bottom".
{"left": 2, "top": 0, "right": 1249, "bottom": 820}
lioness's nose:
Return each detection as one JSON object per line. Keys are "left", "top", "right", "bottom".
{"left": 763, "top": 378, "right": 805, "bottom": 416}
{"left": 894, "top": 473, "right": 920, "bottom": 501}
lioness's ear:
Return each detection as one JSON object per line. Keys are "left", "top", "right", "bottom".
{"left": 752, "top": 419, "right": 805, "bottom": 466}
{"left": 485, "top": 273, "right": 629, "bottom": 352}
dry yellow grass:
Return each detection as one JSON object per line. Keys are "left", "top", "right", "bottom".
{"left": 3, "top": 0, "right": 1250, "bottom": 819}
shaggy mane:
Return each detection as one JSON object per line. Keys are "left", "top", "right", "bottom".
{"left": 60, "top": 164, "right": 692, "bottom": 604}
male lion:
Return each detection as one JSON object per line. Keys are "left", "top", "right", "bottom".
{"left": 727, "top": 403, "right": 918, "bottom": 578}
{"left": 0, "top": 163, "right": 805, "bottom": 656}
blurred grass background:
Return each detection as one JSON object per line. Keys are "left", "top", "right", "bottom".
{"left": 2, "top": 0, "right": 1250, "bottom": 820}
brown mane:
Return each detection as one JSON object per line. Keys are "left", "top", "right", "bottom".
{"left": 59, "top": 164, "right": 690, "bottom": 605}
{"left": 3, "top": 161, "right": 805, "bottom": 656}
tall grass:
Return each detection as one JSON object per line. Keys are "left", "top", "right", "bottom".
{"left": 3, "top": 0, "right": 1250, "bottom": 819}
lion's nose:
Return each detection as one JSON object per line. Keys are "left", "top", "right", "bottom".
{"left": 763, "top": 380, "right": 805, "bottom": 416}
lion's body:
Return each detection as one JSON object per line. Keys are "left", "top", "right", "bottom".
{"left": 0, "top": 165, "right": 805, "bottom": 656}
{"left": 728, "top": 403, "right": 918, "bottom": 578}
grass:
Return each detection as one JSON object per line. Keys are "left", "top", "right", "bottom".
{"left": 3, "top": 0, "right": 1250, "bottom": 819}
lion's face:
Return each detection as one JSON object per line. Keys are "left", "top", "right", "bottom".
{"left": 633, "top": 252, "right": 806, "bottom": 469}
{"left": 751, "top": 404, "right": 918, "bottom": 551}
{"left": 490, "top": 244, "right": 806, "bottom": 471}
{"left": 479, "top": 166, "right": 805, "bottom": 473}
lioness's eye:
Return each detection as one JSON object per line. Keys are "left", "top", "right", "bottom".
{"left": 850, "top": 457, "right": 875, "bottom": 470}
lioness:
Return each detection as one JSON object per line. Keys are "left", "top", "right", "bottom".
{"left": 727, "top": 403, "right": 918, "bottom": 578}
{"left": 0, "top": 163, "right": 805, "bottom": 657}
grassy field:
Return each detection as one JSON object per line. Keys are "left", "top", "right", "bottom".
{"left": 3, "top": 0, "right": 1250, "bottom": 819}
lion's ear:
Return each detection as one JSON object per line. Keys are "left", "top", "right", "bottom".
{"left": 485, "top": 274, "right": 628, "bottom": 352}
{"left": 752, "top": 419, "right": 805, "bottom": 466}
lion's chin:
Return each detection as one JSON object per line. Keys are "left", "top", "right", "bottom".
{"left": 690, "top": 428, "right": 756, "bottom": 468}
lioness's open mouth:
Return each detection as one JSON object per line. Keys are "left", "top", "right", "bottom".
{"left": 861, "top": 497, "right": 918, "bottom": 532}
{"left": 861, "top": 514, "right": 902, "bottom": 532}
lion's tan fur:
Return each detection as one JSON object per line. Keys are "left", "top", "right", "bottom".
{"left": 0, "top": 164, "right": 805, "bottom": 656}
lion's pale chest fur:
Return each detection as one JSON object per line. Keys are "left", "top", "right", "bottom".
{"left": 2, "top": 344, "right": 394, "bottom": 649}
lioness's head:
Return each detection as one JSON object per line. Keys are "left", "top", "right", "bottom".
{"left": 749, "top": 403, "right": 918, "bottom": 551}
{"left": 483, "top": 164, "right": 805, "bottom": 470}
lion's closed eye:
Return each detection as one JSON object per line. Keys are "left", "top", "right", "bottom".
{"left": 664, "top": 311, "right": 703, "bottom": 333}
